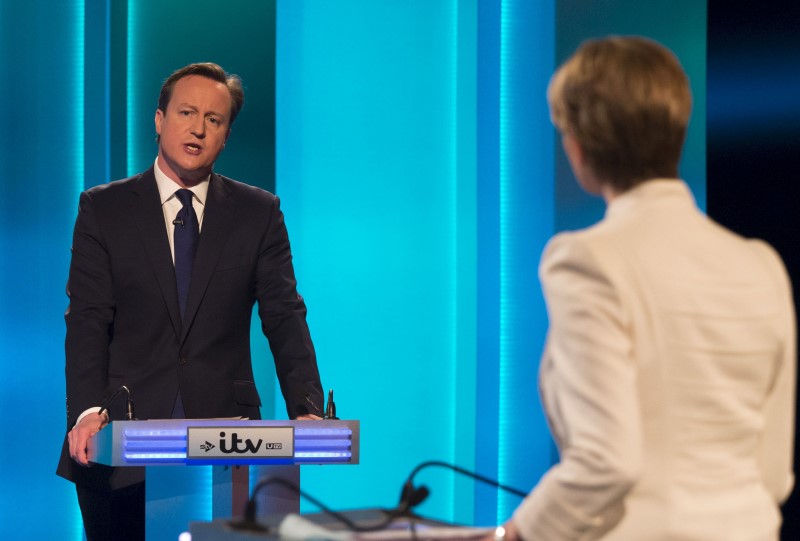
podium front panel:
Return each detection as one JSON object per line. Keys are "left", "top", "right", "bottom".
{"left": 89, "top": 419, "right": 359, "bottom": 467}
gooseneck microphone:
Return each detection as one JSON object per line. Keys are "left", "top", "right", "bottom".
{"left": 397, "top": 460, "right": 528, "bottom": 514}
{"left": 230, "top": 461, "right": 526, "bottom": 534}
{"left": 231, "top": 476, "right": 415, "bottom": 533}
{"left": 97, "top": 385, "right": 136, "bottom": 421}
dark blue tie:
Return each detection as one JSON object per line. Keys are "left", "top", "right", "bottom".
{"left": 172, "top": 189, "right": 197, "bottom": 419}
{"left": 174, "top": 189, "right": 199, "bottom": 318}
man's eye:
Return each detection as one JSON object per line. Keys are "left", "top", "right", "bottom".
{"left": 179, "top": 110, "right": 192, "bottom": 116}
{"left": 208, "top": 117, "right": 220, "bottom": 125}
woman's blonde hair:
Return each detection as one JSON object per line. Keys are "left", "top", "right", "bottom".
{"left": 548, "top": 36, "right": 692, "bottom": 192}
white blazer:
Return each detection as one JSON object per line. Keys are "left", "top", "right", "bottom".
{"left": 513, "top": 180, "right": 795, "bottom": 540}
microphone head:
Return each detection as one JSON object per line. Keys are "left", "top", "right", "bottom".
{"left": 325, "top": 389, "right": 338, "bottom": 419}
{"left": 409, "top": 485, "right": 430, "bottom": 507}
{"left": 399, "top": 481, "right": 430, "bottom": 510}
{"left": 126, "top": 397, "right": 136, "bottom": 420}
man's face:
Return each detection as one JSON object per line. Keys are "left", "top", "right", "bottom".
{"left": 155, "top": 75, "right": 232, "bottom": 186}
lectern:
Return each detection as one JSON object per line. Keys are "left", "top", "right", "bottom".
{"left": 89, "top": 419, "right": 359, "bottom": 540}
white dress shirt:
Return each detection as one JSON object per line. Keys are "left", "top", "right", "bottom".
{"left": 153, "top": 158, "right": 209, "bottom": 262}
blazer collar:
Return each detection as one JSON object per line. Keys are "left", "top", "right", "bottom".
{"left": 605, "top": 178, "right": 696, "bottom": 221}
{"left": 179, "top": 173, "right": 234, "bottom": 342}
{"left": 130, "top": 168, "right": 183, "bottom": 339}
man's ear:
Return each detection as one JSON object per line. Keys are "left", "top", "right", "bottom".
{"left": 155, "top": 109, "right": 164, "bottom": 136}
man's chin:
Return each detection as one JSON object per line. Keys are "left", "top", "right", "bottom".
{"left": 179, "top": 171, "right": 212, "bottom": 186}
{"left": 172, "top": 164, "right": 213, "bottom": 186}
{"left": 158, "top": 154, "right": 213, "bottom": 186}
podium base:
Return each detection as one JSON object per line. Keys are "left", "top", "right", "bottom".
{"left": 145, "top": 465, "right": 300, "bottom": 540}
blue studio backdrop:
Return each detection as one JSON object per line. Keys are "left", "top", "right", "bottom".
{"left": 0, "top": 1, "right": 705, "bottom": 538}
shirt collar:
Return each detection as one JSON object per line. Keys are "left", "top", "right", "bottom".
{"left": 153, "top": 158, "right": 210, "bottom": 206}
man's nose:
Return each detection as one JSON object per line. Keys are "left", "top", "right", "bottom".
{"left": 190, "top": 117, "right": 206, "bottom": 138}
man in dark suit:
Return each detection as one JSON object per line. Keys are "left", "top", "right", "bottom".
{"left": 56, "top": 63, "right": 324, "bottom": 541}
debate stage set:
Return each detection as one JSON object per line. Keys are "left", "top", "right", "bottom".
{"left": 0, "top": 0, "right": 798, "bottom": 539}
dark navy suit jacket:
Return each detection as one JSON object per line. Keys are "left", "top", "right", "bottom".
{"left": 57, "top": 167, "right": 323, "bottom": 490}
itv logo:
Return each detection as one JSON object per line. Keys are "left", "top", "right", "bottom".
{"left": 217, "top": 431, "right": 282, "bottom": 454}
{"left": 187, "top": 426, "right": 294, "bottom": 459}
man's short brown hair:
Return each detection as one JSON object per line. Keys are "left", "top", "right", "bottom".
{"left": 158, "top": 62, "right": 244, "bottom": 125}
{"left": 548, "top": 36, "right": 692, "bottom": 192}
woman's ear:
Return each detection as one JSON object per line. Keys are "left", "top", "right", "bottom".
{"left": 561, "top": 133, "right": 585, "bottom": 179}
{"left": 561, "top": 133, "right": 611, "bottom": 200}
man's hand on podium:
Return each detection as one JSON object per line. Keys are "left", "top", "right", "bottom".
{"left": 68, "top": 412, "right": 109, "bottom": 467}
{"left": 295, "top": 414, "right": 322, "bottom": 420}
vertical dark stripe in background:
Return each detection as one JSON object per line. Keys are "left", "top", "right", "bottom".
{"left": 707, "top": 2, "right": 800, "bottom": 538}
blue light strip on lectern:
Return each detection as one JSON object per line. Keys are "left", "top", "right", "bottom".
{"left": 294, "top": 451, "right": 353, "bottom": 464}
{"left": 294, "top": 428, "right": 351, "bottom": 437}
{"left": 127, "top": 453, "right": 187, "bottom": 461}
{"left": 295, "top": 439, "right": 348, "bottom": 448}
{"left": 122, "top": 428, "right": 187, "bottom": 462}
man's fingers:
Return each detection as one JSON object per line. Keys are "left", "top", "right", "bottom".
{"left": 69, "top": 431, "right": 88, "bottom": 464}
{"left": 68, "top": 423, "right": 98, "bottom": 466}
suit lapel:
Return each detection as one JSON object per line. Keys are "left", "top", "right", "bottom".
{"left": 130, "top": 168, "right": 183, "bottom": 339}
{"left": 180, "top": 173, "right": 234, "bottom": 342}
